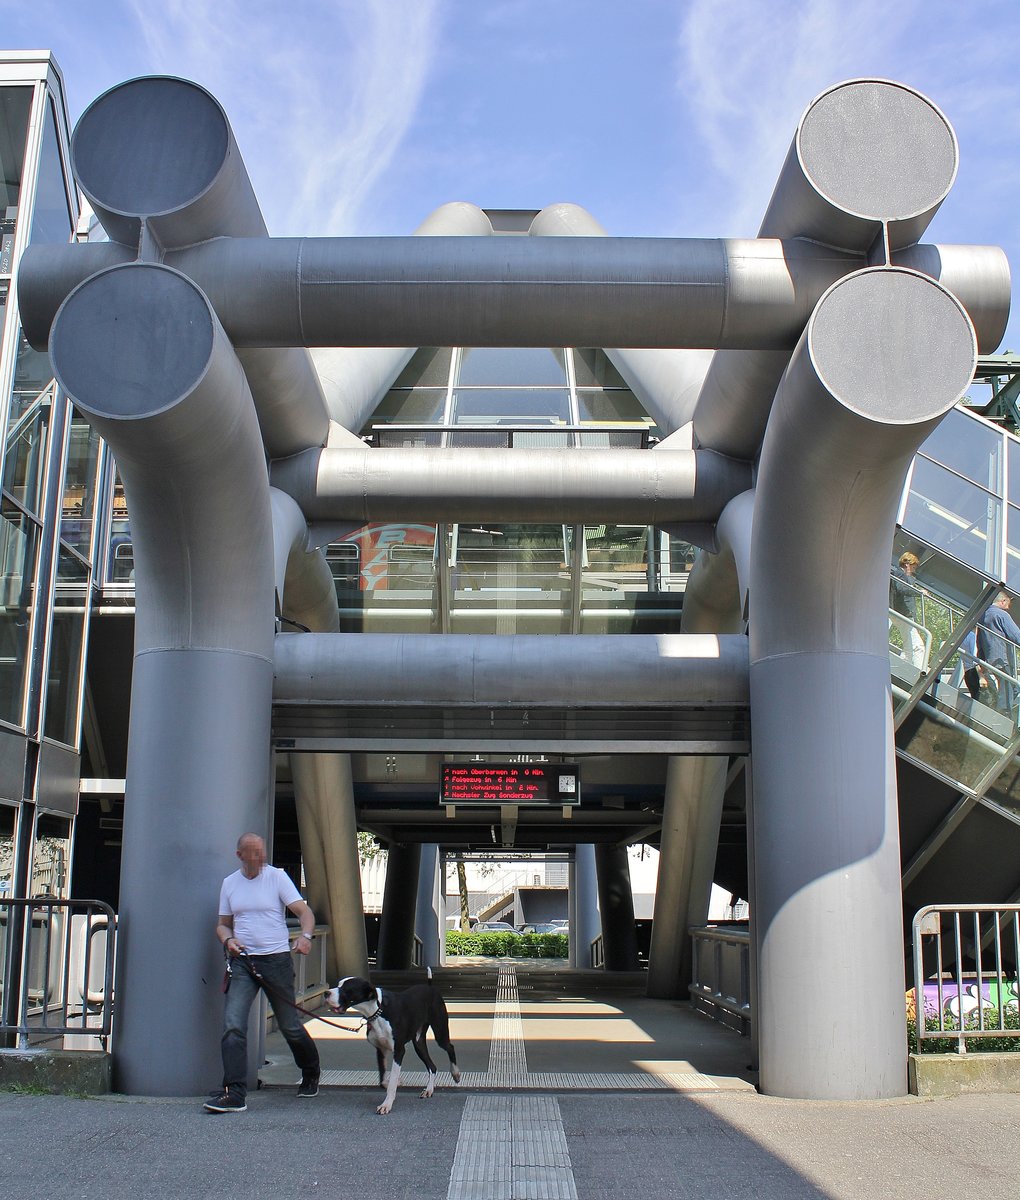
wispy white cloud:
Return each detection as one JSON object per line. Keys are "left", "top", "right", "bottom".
{"left": 120, "top": 0, "right": 441, "bottom": 235}
{"left": 676, "top": 0, "right": 922, "bottom": 235}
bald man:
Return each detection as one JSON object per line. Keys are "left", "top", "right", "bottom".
{"left": 204, "top": 833, "right": 320, "bottom": 1113}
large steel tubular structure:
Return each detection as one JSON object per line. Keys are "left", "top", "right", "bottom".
{"left": 20, "top": 70, "right": 1011, "bottom": 1104}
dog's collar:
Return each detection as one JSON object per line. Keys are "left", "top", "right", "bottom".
{"left": 363, "top": 987, "right": 384, "bottom": 1025}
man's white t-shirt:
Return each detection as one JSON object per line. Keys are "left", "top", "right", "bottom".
{"left": 219, "top": 865, "right": 302, "bottom": 954}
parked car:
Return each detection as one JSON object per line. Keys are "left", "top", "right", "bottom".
{"left": 473, "top": 920, "right": 516, "bottom": 933}
{"left": 518, "top": 922, "right": 563, "bottom": 934}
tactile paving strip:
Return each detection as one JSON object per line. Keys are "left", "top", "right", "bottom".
{"left": 448, "top": 1095, "right": 578, "bottom": 1200}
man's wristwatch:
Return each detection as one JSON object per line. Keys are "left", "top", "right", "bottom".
{"left": 299, "top": 932, "right": 312, "bottom": 941}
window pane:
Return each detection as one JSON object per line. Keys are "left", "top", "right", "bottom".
{"left": 43, "top": 545, "right": 88, "bottom": 745}
{"left": 0, "top": 802, "right": 15, "bottom": 896}
{"left": 902, "top": 456, "right": 1001, "bottom": 577}
{"left": 60, "top": 414, "right": 101, "bottom": 558}
{"left": 458, "top": 347, "right": 566, "bottom": 386}
{"left": 1009, "top": 438, "right": 1020, "bottom": 509}
{"left": 572, "top": 349, "right": 627, "bottom": 388}
{"left": 452, "top": 389, "right": 570, "bottom": 423}
{"left": 0, "top": 498, "right": 39, "bottom": 727}
{"left": 391, "top": 347, "right": 452, "bottom": 388}
{"left": 0, "top": 87, "right": 33, "bottom": 275}
{"left": 576, "top": 389, "right": 648, "bottom": 423}
{"left": 367, "top": 388, "right": 446, "bottom": 429}
{"left": 28, "top": 101, "right": 72, "bottom": 247}
{"left": 3, "top": 358, "right": 51, "bottom": 517}
{"left": 918, "top": 408, "right": 1003, "bottom": 492}
{"left": 32, "top": 813, "right": 71, "bottom": 898}
{"left": 107, "top": 471, "right": 132, "bottom": 583}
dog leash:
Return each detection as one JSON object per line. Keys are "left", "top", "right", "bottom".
{"left": 227, "top": 949, "right": 376, "bottom": 1033}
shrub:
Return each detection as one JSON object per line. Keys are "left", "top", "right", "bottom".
{"left": 445, "top": 930, "right": 569, "bottom": 958}
{"left": 907, "top": 1000, "right": 1020, "bottom": 1054}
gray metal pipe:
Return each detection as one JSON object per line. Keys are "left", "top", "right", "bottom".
{"left": 749, "top": 266, "right": 976, "bottom": 1100}
{"left": 647, "top": 489, "right": 754, "bottom": 999}
{"left": 311, "top": 201, "right": 493, "bottom": 434}
{"left": 49, "top": 261, "right": 276, "bottom": 1096}
{"left": 273, "top": 632, "right": 749, "bottom": 707}
{"left": 529, "top": 203, "right": 713, "bottom": 437}
{"left": 68, "top": 74, "right": 329, "bottom": 458}
{"left": 690, "top": 78, "right": 1003, "bottom": 461}
{"left": 162, "top": 234, "right": 851, "bottom": 350}
{"left": 270, "top": 446, "right": 752, "bottom": 524}
{"left": 270, "top": 489, "right": 369, "bottom": 981}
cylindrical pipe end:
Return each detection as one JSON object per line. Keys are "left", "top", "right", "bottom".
{"left": 51, "top": 262, "right": 216, "bottom": 425}
{"left": 763, "top": 79, "right": 958, "bottom": 251}
{"left": 71, "top": 76, "right": 266, "bottom": 248}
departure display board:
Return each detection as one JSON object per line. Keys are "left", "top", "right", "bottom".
{"left": 440, "top": 763, "right": 580, "bottom": 806}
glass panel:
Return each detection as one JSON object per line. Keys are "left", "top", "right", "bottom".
{"left": 451, "top": 389, "right": 570, "bottom": 423}
{"left": 890, "top": 540, "right": 1016, "bottom": 791}
{"left": 330, "top": 524, "right": 439, "bottom": 634}
{"left": 0, "top": 88, "right": 33, "bottom": 275}
{"left": 28, "top": 101, "right": 71, "bottom": 247}
{"left": 107, "top": 472, "right": 133, "bottom": 583}
{"left": 450, "top": 524, "right": 570, "bottom": 635}
{"left": 901, "top": 456, "right": 1001, "bottom": 577}
{"left": 0, "top": 802, "right": 15, "bottom": 898}
{"left": 3, "top": 359, "right": 50, "bottom": 517}
{"left": 1009, "top": 439, "right": 1020, "bottom": 509}
{"left": 0, "top": 498, "right": 39, "bottom": 727}
{"left": 918, "top": 408, "right": 1003, "bottom": 492}
{"left": 60, "top": 414, "right": 101, "bottom": 558}
{"left": 576, "top": 389, "right": 647, "bottom": 422}
{"left": 43, "top": 545, "right": 88, "bottom": 746}
{"left": 32, "top": 813, "right": 70, "bottom": 898}
{"left": 458, "top": 348, "right": 566, "bottom": 386}
{"left": 366, "top": 388, "right": 447, "bottom": 431}
{"left": 571, "top": 349, "right": 627, "bottom": 388}
{"left": 391, "top": 347, "right": 453, "bottom": 388}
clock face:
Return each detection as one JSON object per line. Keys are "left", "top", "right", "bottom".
{"left": 559, "top": 775, "right": 576, "bottom": 794}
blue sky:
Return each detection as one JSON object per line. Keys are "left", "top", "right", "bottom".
{"left": 3, "top": 0, "right": 1020, "bottom": 349}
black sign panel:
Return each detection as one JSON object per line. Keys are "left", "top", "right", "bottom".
{"left": 440, "top": 762, "right": 580, "bottom": 805}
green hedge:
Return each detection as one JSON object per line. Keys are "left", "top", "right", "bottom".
{"left": 908, "top": 1005, "right": 1020, "bottom": 1053}
{"left": 446, "top": 930, "right": 569, "bottom": 958}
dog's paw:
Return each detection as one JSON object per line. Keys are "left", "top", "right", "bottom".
{"left": 376, "top": 1102, "right": 392, "bottom": 1115}
{"left": 451, "top": 1067, "right": 462, "bottom": 1084}
{"left": 419, "top": 1087, "right": 434, "bottom": 1099}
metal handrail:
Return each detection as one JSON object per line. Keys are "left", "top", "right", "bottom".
{"left": 912, "top": 904, "right": 1020, "bottom": 1053}
{"left": 0, "top": 898, "right": 116, "bottom": 1050}
{"left": 688, "top": 924, "right": 751, "bottom": 1035}
{"left": 589, "top": 933, "right": 604, "bottom": 969}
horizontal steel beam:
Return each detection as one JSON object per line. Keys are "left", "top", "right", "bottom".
{"left": 270, "top": 446, "right": 752, "bottom": 524}
{"left": 273, "top": 632, "right": 749, "bottom": 706}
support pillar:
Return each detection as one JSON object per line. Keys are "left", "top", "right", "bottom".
{"left": 377, "top": 843, "right": 422, "bottom": 969}
{"left": 415, "top": 843, "right": 443, "bottom": 968}
{"left": 594, "top": 844, "right": 639, "bottom": 971}
{"left": 750, "top": 267, "right": 976, "bottom": 1098}
{"left": 569, "top": 845, "right": 600, "bottom": 968}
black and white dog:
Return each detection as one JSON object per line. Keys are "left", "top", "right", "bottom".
{"left": 326, "top": 967, "right": 461, "bottom": 1115}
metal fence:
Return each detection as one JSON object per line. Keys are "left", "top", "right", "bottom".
{"left": 688, "top": 924, "right": 751, "bottom": 1035}
{"left": 912, "top": 904, "right": 1020, "bottom": 1052}
{"left": 0, "top": 898, "right": 116, "bottom": 1050}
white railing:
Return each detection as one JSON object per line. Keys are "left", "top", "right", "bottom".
{"left": 912, "top": 905, "right": 1020, "bottom": 1053}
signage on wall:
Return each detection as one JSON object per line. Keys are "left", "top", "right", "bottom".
{"left": 440, "top": 762, "right": 580, "bottom": 806}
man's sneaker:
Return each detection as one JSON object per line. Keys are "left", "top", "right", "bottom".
{"left": 297, "top": 1076, "right": 320, "bottom": 1098}
{"left": 204, "top": 1089, "right": 247, "bottom": 1113}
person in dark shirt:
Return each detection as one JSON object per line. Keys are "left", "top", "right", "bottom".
{"left": 977, "top": 591, "right": 1020, "bottom": 715}
{"left": 889, "top": 551, "right": 925, "bottom": 668}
